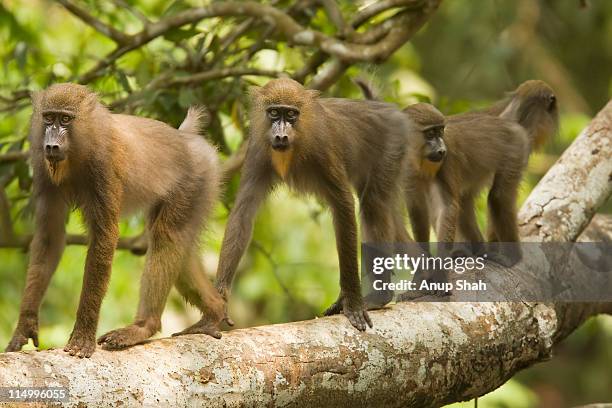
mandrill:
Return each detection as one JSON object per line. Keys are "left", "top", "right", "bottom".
{"left": 6, "top": 83, "right": 226, "bottom": 358}
{"left": 214, "top": 78, "right": 418, "bottom": 331}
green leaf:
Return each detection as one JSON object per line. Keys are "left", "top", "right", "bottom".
{"left": 178, "top": 87, "right": 196, "bottom": 109}
{"left": 163, "top": 27, "right": 200, "bottom": 43}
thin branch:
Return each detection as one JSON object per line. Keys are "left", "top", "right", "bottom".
{"left": 308, "top": 58, "right": 349, "bottom": 91}
{"left": 111, "top": 0, "right": 151, "bottom": 26}
{"left": 250, "top": 240, "right": 296, "bottom": 302}
{"left": 292, "top": 51, "right": 329, "bottom": 83}
{"left": 319, "top": 0, "right": 347, "bottom": 35}
{"left": 0, "top": 233, "right": 147, "bottom": 255}
{"left": 350, "top": 0, "right": 426, "bottom": 28}
{"left": 0, "top": 151, "right": 29, "bottom": 163}
{"left": 55, "top": 0, "right": 131, "bottom": 44}
{"left": 166, "top": 68, "right": 280, "bottom": 87}
{"left": 221, "top": 143, "right": 248, "bottom": 181}
{"left": 109, "top": 68, "right": 280, "bottom": 110}
{"left": 0, "top": 189, "right": 15, "bottom": 241}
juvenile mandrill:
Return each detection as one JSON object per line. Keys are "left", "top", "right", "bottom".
{"left": 215, "top": 78, "right": 415, "bottom": 331}
{"left": 6, "top": 83, "right": 226, "bottom": 358}
{"left": 356, "top": 80, "right": 534, "bottom": 250}
{"left": 487, "top": 79, "right": 558, "bottom": 151}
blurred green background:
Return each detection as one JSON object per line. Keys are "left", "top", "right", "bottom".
{"left": 0, "top": 1, "right": 610, "bottom": 407}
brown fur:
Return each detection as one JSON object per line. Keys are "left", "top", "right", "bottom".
{"left": 6, "top": 83, "right": 225, "bottom": 358}
{"left": 357, "top": 82, "right": 532, "bottom": 249}
{"left": 401, "top": 103, "right": 529, "bottom": 245}
{"left": 215, "top": 78, "right": 416, "bottom": 331}
{"left": 486, "top": 80, "right": 558, "bottom": 151}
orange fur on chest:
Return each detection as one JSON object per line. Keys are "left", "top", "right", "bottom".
{"left": 45, "top": 159, "right": 70, "bottom": 185}
{"left": 419, "top": 159, "right": 442, "bottom": 178}
{"left": 532, "top": 125, "right": 549, "bottom": 150}
{"left": 271, "top": 149, "right": 293, "bottom": 180}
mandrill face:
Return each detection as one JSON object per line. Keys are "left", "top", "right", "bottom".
{"left": 40, "top": 108, "right": 74, "bottom": 185}
{"left": 31, "top": 83, "right": 97, "bottom": 185}
{"left": 41, "top": 110, "right": 73, "bottom": 163}
{"left": 266, "top": 104, "right": 299, "bottom": 151}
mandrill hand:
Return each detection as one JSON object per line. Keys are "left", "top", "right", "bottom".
{"left": 6, "top": 314, "right": 39, "bottom": 352}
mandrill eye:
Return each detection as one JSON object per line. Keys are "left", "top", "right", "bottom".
{"left": 268, "top": 109, "right": 279, "bottom": 119}
{"left": 547, "top": 94, "right": 556, "bottom": 111}
{"left": 43, "top": 114, "right": 54, "bottom": 124}
{"left": 60, "top": 115, "right": 72, "bottom": 125}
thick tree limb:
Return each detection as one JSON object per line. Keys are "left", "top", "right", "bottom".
{"left": 519, "top": 100, "right": 612, "bottom": 241}
{"left": 0, "top": 101, "right": 610, "bottom": 406}
{"left": 0, "top": 299, "right": 608, "bottom": 408}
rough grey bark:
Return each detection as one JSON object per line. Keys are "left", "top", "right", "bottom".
{"left": 519, "top": 100, "right": 612, "bottom": 241}
{"left": 0, "top": 101, "right": 610, "bottom": 407}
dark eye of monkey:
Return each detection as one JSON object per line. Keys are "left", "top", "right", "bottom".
{"left": 43, "top": 113, "right": 54, "bottom": 124}
{"left": 425, "top": 128, "right": 438, "bottom": 139}
{"left": 268, "top": 109, "right": 279, "bottom": 120}
{"left": 60, "top": 115, "right": 72, "bottom": 125}
{"left": 547, "top": 94, "right": 556, "bottom": 112}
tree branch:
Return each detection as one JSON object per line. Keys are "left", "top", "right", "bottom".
{"left": 74, "top": 0, "right": 441, "bottom": 84}
{"left": 0, "top": 151, "right": 29, "bottom": 163}
{"left": 0, "top": 233, "right": 147, "bottom": 255}
{"left": 55, "top": 0, "right": 131, "bottom": 45}
{"left": 109, "top": 68, "right": 281, "bottom": 110}
{"left": 519, "top": 100, "right": 612, "bottom": 241}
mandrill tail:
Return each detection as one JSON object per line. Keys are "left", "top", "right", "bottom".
{"left": 179, "top": 105, "right": 210, "bottom": 135}
{"left": 353, "top": 77, "right": 380, "bottom": 101}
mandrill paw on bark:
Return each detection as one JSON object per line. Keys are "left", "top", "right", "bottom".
{"left": 5, "top": 315, "right": 39, "bottom": 352}
{"left": 323, "top": 295, "right": 373, "bottom": 331}
{"left": 64, "top": 330, "right": 97, "bottom": 358}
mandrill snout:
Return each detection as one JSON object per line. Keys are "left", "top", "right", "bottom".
{"left": 44, "top": 143, "right": 66, "bottom": 162}
{"left": 427, "top": 148, "right": 446, "bottom": 162}
{"left": 272, "top": 134, "right": 290, "bottom": 151}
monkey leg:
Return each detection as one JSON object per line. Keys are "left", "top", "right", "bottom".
{"left": 6, "top": 195, "right": 67, "bottom": 353}
{"left": 65, "top": 221, "right": 119, "bottom": 358}
{"left": 171, "top": 252, "right": 230, "bottom": 339}
{"left": 321, "top": 184, "right": 372, "bottom": 331}
{"left": 98, "top": 220, "right": 187, "bottom": 350}
{"left": 456, "top": 195, "right": 485, "bottom": 256}
{"left": 486, "top": 173, "right": 522, "bottom": 266}
{"left": 360, "top": 194, "right": 399, "bottom": 310}
{"left": 398, "top": 188, "right": 458, "bottom": 302}
{"left": 406, "top": 193, "right": 431, "bottom": 247}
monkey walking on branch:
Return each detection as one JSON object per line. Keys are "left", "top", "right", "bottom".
{"left": 6, "top": 84, "right": 226, "bottom": 358}
{"left": 356, "top": 80, "right": 537, "bottom": 300}
{"left": 356, "top": 79, "right": 557, "bottom": 254}
{"left": 213, "top": 78, "right": 419, "bottom": 331}
{"left": 426, "top": 79, "right": 558, "bottom": 247}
